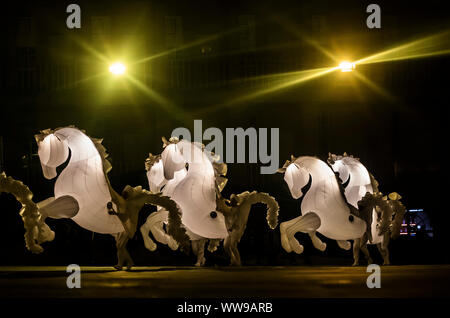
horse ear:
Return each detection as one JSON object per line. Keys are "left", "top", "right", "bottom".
{"left": 162, "top": 137, "right": 169, "bottom": 148}
{"left": 277, "top": 165, "right": 285, "bottom": 173}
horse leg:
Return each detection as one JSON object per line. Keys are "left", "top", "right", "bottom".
{"left": 360, "top": 242, "right": 373, "bottom": 265}
{"left": 191, "top": 239, "right": 207, "bottom": 267}
{"left": 224, "top": 235, "right": 241, "bottom": 266}
{"left": 208, "top": 239, "right": 221, "bottom": 253}
{"left": 140, "top": 209, "right": 178, "bottom": 252}
{"left": 231, "top": 243, "right": 241, "bottom": 266}
{"left": 337, "top": 240, "right": 351, "bottom": 250}
{"left": 140, "top": 212, "right": 162, "bottom": 252}
{"left": 37, "top": 196, "right": 79, "bottom": 244}
{"left": 379, "top": 233, "right": 390, "bottom": 265}
{"left": 113, "top": 231, "right": 133, "bottom": 270}
{"left": 38, "top": 195, "right": 79, "bottom": 219}
{"left": 352, "top": 239, "right": 361, "bottom": 266}
{"left": 309, "top": 231, "right": 327, "bottom": 252}
{"left": 280, "top": 212, "right": 321, "bottom": 254}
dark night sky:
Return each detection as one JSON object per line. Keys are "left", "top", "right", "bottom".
{"left": 0, "top": 0, "right": 449, "bottom": 266}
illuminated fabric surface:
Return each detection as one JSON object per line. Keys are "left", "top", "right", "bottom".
{"left": 148, "top": 140, "right": 228, "bottom": 239}
{"left": 329, "top": 156, "right": 382, "bottom": 244}
{"left": 37, "top": 127, "right": 124, "bottom": 234}
{"left": 284, "top": 156, "right": 366, "bottom": 240}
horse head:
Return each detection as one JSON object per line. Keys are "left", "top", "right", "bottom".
{"left": 160, "top": 137, "right": 186, "bottom": 180}
{"left": 145, "top": 153, "right": 166, "bottom": 193}
{"left": 35, "top": 130, "right": 69, "bottom": 180}
{"left": 327, "top": 153, "right": 352, "bottom": 186}
{"left": 277, "top": 156, "right": 310, "bottom": 199}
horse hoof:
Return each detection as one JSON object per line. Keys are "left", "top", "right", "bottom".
{"left": 290, "top": 238, "right": 304, "bottom": 254}
{"left": 281, "top": 233, "right": 292, "bottom": 253}
{"left": 317, "top": 242, "right": 326, "bottom": 252}
{"left": 168, "top": 237, "right": 179, "bottom": 251}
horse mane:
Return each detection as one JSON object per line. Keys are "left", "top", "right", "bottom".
{"left": 369, "top": 173, "right": 380, "bottom": 193}
{"left": 327, "top": 152, "right": 360, "bottom": 164}
{"left": 332, "top": 170, "right": 360, "bottom": 216}
{"left": 90, "top": 137, "right": 113, "bottom": 175}
{"left": 145, "top": 153, "right": 162, "bottom": 172}
{"left": 48, "top": 126, "right": 113, "bottom": 176}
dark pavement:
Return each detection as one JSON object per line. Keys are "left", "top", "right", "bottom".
{"left": 1, "top": 265, "right": 449, "bottom": 298}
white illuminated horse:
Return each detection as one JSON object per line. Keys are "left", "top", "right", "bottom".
{"left": 328, "top": 153, "right": 406, "bottom": 265}
{"left": 35, "top": 126, "right": 186, "bottom": 269}
{"left": 141, "top": 137, "right": 279, "bottom": 266}
{"left": 277, "top": 156, "right": 371, "bottom": 255}
{"left": 141, "top": 137, "right": 228, "bottom": 265}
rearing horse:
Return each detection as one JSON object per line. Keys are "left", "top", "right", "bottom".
{"left": 328, "top": 153, "right": 406, "bottom": 265}
{"left": 277, "top": 156, "right": 371, "bottom": 255}
{"left": 141, "top": 137, "right": 279, "bottom": 266}
{"left": 35, "top": 126, "right": 187, "bottom": 269}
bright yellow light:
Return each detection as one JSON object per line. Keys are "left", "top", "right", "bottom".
{"left": 339, "top": 61, "right": 355, "bottom": 72}
{"left": 109, "top": 62, "right": 126, "bottom": 75}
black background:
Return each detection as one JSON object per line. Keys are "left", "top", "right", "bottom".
{"left": 0, "top": 0, "right": 448, "bottom": 266}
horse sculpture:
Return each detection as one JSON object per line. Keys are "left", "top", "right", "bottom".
{"left": 277, "top": 155, "right": 373, "bottom": 256}
{"left": 141, "top": 137, "right": 279, "bottom": 266}
{"left": 328, "top": 152, "right": 406, "bottom": 265}
{"left": 34, "top": 126, "right": 187, "bottom": 269}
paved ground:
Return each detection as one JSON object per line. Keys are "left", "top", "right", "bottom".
{"left": 0, "top": 265, "right": 449, "bottom": 298}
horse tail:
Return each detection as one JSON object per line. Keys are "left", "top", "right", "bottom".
{"left": 244, "top": 191, "right": 279, "bottom": 229}
{"left": 0, "top": 172, "right": 54, "bottom": 254}
{"left": 390, "top": 199, "right": 406, "bottom": 239}
{"left": 140, "top": 190, "right": 191, "bottom": 253}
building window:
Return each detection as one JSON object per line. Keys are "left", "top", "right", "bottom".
{"left": 165, "top": 16, "right": 182, "bottom": 48}
{"left": 16, "top": 47, "right": 36, "bottom": 91}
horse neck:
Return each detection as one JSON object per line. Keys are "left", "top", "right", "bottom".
{"left": 299, "top": 157, "right": 342, "bottom": 202}
{"left": 179, "top": 141, "right": 214, "bottom": 176}
{"left": 300, "top": 157, "right": 334, "bottom": 185}
{"left": 341, "top": 158, "right": 372, "bottom": 190}
{"left": 55, "top": 128, "right": 98, "bottom": 163}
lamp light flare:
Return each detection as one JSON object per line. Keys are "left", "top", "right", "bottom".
{"left": 109, "top": 62, "right": 126, "bottom": 75}
{"left": 339, "top": 61, "right": 355, "bottom": 72}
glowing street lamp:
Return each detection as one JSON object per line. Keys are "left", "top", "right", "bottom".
{"left": 109, "top": 62, "right": 126, "bottom": 76}
{"left": 339, "top": 61, "right": 355, "bottom": 72}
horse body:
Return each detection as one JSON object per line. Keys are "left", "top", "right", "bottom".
{"left": 291, "top": 156, "right": 366, "bottom": 240}
{"left": 160, "top": 139, "right": 228, "bottom": 239}
{"left": 328, "top": 153, "right": 405, "bottom": 265}
{"left": 328, "top": 155, "right": 383, "bottom": 245}
{"left": 34, "top": 127, "right": 188, "bottom": 270}
{"left": 142, "top": 139, "right": 279, "bottom": 266}
{"left": 37, "top": 127, "right": 124, "bottom": 234}
{"left": 279, "top": 156, "right": 367, "bottom": 254}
